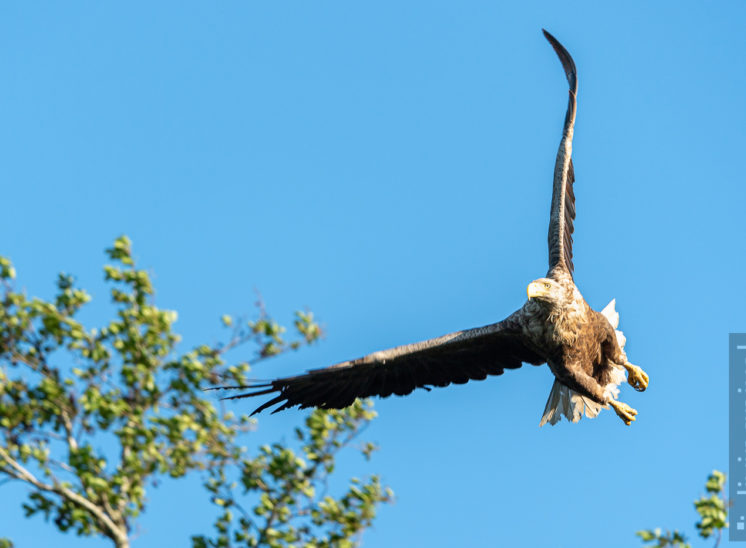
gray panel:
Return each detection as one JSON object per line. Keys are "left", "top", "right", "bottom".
{"left": 730, "top": 333, "right": 746, "bottom": 541}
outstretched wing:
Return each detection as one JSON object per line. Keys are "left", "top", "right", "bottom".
{"left": 543, "top": 29, "right": 578, "bottom": 277}
{"left": 221, "top": 312, "right": 546, "bottom": 414}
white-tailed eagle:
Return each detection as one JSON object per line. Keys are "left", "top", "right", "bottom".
{"left": 218, "top": 30, "right": 649, "bottom": 426}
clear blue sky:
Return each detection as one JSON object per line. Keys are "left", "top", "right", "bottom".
{"left": 2, "top": 1, "right": 744, "bottom": 546}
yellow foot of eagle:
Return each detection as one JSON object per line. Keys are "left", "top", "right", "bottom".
{"left": 623, "top": 362, "right": 649, "bottom": 392}
{"left": 609, "top": 400, "right": 637, "bottom": 426}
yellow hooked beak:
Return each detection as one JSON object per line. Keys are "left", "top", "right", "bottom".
{"left": 527, "top": 281, "right": 550, "bottom": 300}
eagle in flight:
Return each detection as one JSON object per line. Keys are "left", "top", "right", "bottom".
{"left": 222, "top": 30, "right": 649, "bottom": 426}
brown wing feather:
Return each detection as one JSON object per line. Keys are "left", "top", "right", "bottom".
{"left": 543, "top": 29, "right": 578, "bottom": 277}
{"left": 222, "top": 312, "right": 546, "bottom": 414}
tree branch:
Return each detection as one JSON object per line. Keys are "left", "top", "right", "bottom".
{"left": 0, "top": 446, "right": 128, "bottom": 548}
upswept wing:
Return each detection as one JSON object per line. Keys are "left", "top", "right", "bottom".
{"left": 221, "top": 313, "right": 546, "bottom": 415}
{"left": 543, "top": 29, "right": 578, "bottom": 277}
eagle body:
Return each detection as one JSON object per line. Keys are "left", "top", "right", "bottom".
{"left": 513, "top": 269, "right": 630, "bottom": 424}
{"left": 217, "top": 30, "right": 649, "bottom": 426}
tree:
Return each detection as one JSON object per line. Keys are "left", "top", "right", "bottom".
{"left": 637, "top": 471, "right": 728, "bottom": 548}
{"left": 0, "top": 237, "right": 391, "bottom": 548}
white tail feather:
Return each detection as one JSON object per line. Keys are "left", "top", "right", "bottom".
{"left": 601, "top": 299, "right": 619, "bottom": 328}
{"left": 539, "top": 299, "right": 627, "bottom": 427}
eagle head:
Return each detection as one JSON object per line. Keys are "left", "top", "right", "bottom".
{"left": 526, "top": 278, "right": 565, "bottom": 305}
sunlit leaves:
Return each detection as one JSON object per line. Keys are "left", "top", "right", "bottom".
{"left": 636, "top": 528, "right": 691, "bottom": 548}
{"left": 0, "top": 257, "right": 16, "bottom": 280}
{"left": 694, "top": 471, "right": 728, "bottom": 539}
{"left": 294, "top": 311, "right": 322, "bottom": 345}
{"left": 637, "top": 470, "right": 728, "bottom": 547}
{"left": 193, "top": 400, "right": 392, "bottom": 548}
{"left": 704, "top": 470, "right": 725, "bottom": 495}
{"left": 0, "top": 237, "right": 384, "bottom": 548}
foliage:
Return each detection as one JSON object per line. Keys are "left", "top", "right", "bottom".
{"left": 695, "top": 471, "right": 728, "bottom": 539}
{"left": 637, "top": 529, "right": 691, "bottom": 548}
{"left": 193, "top": 401, "right": 392, "bottom": 548}
{"left": 637, "top": 471, "right": 728, "bottom": 548}
{"left": 0, "top": 237, "right": 390, "bottom": 548}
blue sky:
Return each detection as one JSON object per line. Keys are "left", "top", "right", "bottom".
{"left": 2, "top": 1, "right": 745, "bottom": 546}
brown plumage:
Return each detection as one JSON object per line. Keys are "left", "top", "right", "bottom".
{"left": 544, "top": 29, "right": 577, "bottom": 277}
{"left": 215, "top": 30, "right": 649, "bottom": 426}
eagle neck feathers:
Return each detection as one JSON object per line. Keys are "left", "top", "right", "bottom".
{"left": 523, "top": 274, "right": 587, "bottom": 349}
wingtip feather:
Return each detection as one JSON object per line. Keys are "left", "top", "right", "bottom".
{"left": 203, "top": 382, "right": 273, "bottom": 392}
{"left": 542, "top": 29, "right": 577, "bottom": 93}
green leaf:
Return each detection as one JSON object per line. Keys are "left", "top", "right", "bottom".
{"left": 0, "top": 237, "right": 389, "bottom": 548}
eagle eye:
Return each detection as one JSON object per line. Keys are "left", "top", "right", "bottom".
{"left": 544, "top": 282, "right": 551, "bottom": 289}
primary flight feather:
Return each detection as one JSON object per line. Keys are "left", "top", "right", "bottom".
{"left": 218, "top": 30, "right": 649, "bottom": 426}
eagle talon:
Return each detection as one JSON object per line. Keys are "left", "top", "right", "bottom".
{"left": 624, "top": 363, "right": 649, "bottom": 392}
{"left": 609, "top": 400, "right": 637, "bottom": 426}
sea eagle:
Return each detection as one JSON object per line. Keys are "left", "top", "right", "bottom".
{"left": 221, "top": 30, "right": 649, "bottom": 425}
